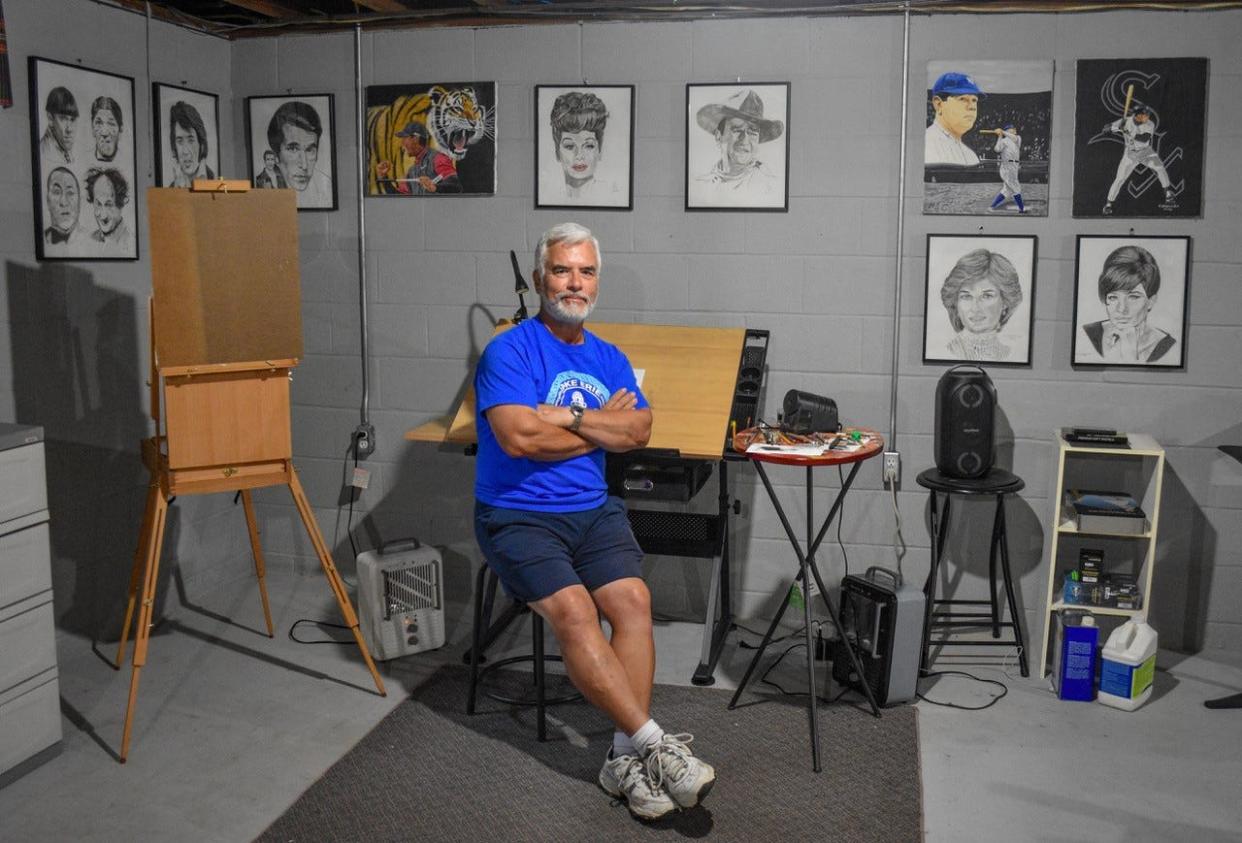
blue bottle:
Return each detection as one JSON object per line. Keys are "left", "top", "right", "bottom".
{"left": 1052, "top": 611, "right": 1098, "bottom": 701}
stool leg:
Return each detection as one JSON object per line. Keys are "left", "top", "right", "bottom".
{"left": 533, "top": 613, "right": 547, "bottom": 742}
{"left": 988, "top": 495, "right": 1004, "bottom": 639}
{"left": 467, "top": 564, "right": 490, "bottom": 715}
{"left": 996, "top": 499, "right": 1029, "bottom": 677}
{"left": 921, "top": 491, "right": 951, "bottom": 674}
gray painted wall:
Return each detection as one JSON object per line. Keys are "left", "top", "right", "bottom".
{"left": 1, "top": 3, "right": 1239, "bottom": 659}
{"left": 0, "top": 0, "right": 237, "bottom": 640}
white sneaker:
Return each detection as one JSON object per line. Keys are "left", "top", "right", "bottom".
{"left": 599, "top": 750, "right": 676, "bottom": 820}
{"left": 644, "top": 733, "right": 716, "bottom": 809}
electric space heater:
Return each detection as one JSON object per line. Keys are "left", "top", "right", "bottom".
{"left": 356, "top": 538, "right": 445, "bottom": 660}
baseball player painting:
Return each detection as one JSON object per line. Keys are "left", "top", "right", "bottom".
{"left": 1072, "top": 57, "right": 1207, "bottom": 218}
{"left": 1103, "top": 107, "right": 1175, "bottom": 215}
{"left": 988, "top": 124, "right": 1025, "bottom": 213}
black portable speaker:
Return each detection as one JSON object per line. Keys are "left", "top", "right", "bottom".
{"left": 781, "top": 390, "right": 838, "bottom": 435}
{"left": 934, "top": 365, "right": 996, "bottom": 479}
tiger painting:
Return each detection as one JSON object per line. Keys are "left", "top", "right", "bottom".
{"left": 365, "top": 81, "right": 496, "bottom": 196}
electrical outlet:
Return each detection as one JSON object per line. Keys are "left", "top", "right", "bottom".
{"left": 354, "top": 423, "right": 376, "bottom": 459}
{"left": 883, "top": 450, "right": 901, "bottom": 486}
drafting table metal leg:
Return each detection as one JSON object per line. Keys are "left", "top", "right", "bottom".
{"left": 120, "top": 487, "right": 168, "bottom": 763}
{"left": 240, "top": 489, "right": 275, "bottom": 637}
{"left": 287, "top": 467, "right": 387, "bottom": 698}
{"left": 693, "top": 459, "right": 734, "bottom": 686}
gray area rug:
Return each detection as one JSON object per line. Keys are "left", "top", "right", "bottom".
{"left": 257, "top": 665, "right": 922, "bottom": 842}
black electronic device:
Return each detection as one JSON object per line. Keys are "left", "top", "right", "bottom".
{"left": 1064, "top": 427, "right": 1129, "bottom": 447}
{"left": 934, "top": 365, "right": 997, "bottom": 479}
{"left": 781, "top": 390, "right": 839, "bottom": 435}
{"left": 830, "top": 567, "right": 923, "bottom": 707}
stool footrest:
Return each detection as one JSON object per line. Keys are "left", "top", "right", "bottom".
{"left": 477, "top": 656, "right": 583, "bottom": 707}
{"left": 927, "top": 638, "right": 1021, "bottom": 648}
{"left": 932, "top": 618, "right": 1018, "bottom": 627}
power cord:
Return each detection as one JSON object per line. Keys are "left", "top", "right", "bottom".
{"left": 288, "top": 618, "right": 353, "bottom": 644}
{"left": 916, "top": 669, "right": 1008, "bottom": 710}
{"left": 757, "top": 640, "right": 853, "bottom": 704}
{"left": 837, "top": 464, "right": 850, "bottom": 578}
{"left": 889, "top": 477, "right": 907, "bottom": 581}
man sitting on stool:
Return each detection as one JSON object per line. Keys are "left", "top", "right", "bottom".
{"left": 473, "top": 222, "right": 716, "bottom": 821}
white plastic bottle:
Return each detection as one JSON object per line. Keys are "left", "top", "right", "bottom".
{"left": 1098, "top": 619, "right": 1158, "bottom": 711}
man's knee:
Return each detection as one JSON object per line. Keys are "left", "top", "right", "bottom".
{"left": 534, "top": 586, "right": 601, "bottom": 635}
{"left": 594, "top": 578, "right": 652, "bottom": 627}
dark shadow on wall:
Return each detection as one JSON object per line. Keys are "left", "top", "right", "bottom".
{"left": 1155, "top": 463, "right": 1214, "bottom": 654}
{"left": 6, "top": 260, "right": 164, "bottom": 642}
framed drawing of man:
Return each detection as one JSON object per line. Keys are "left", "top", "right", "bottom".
{"left": 29, "top": 55, "right": 139, "bottom": 260}
{"left": 364, "top": 81, "right": 496, "bottom": 197}
{"left": 685, "top": 82, "right": 789, "bottom": 211}
{"left": 1072, "top": 235, "right": 1189, "bottom": 368}
{"left": 535, "top": 85, "right": 633, "bottom": 210}
{"left": 923, "top": 234, "right": 1037, "bottom": 366}
{"left": 246, "top": 94, "right": 337, "bottom": 210}
{"left": 1073, "top": 58, "right": 1207, "bottom": 218}
{"left": 153, "top": 82, "right": 220, "bottom": 188}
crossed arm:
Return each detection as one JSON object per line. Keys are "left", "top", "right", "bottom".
{"left": 486, "top": 387, "right": 652, "bottom": 461}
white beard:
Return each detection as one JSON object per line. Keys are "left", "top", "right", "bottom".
{"left": 541, "top": 290, "right": 597, "bottom": 325}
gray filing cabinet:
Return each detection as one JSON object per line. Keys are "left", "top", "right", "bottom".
{"left": 0, "top": 424, "right": 61, "bottom": 787}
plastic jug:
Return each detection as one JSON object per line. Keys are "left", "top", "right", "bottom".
{"left": 1098, "top": 619, "right": 1157, "bottom": 711}
{"left": 1052, "top": 611, "right": 1098, "bottom": 701}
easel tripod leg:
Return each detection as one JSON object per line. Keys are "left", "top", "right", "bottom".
{"left": 287, "top": 468, "right": 387, "bottom": 697}
{"left": 120, "top": 488, "right": 169, "bottom": 763}
{"left": 115, "top": 481, "right": 160, "bottom": 669}
{"left": 240, "top": 489, "right": 275, "bottom": 637}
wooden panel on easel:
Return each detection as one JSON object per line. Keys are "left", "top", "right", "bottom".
{"left": 148, "top": 188, "right": 303, "bottom": 368}
{"left": 163, "top": 369, "right": 292, "bottom": 469}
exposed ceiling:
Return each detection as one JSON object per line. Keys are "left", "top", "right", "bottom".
{"left": 101, "top": 0, "right": 1242, "bottom": 38}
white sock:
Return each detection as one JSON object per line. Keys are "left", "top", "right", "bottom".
{"left": 612, "top": 730, "right": 635, "bottom": 757}
{"left": 630, "top": 719, "right": 665, "bottom": 757}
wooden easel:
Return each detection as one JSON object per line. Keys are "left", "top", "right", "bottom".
{"left": 113, "top": 184, "right": 385, "bottom": 763}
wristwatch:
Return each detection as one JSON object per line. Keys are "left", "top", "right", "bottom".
{"left": 568, "top": 404, "right": 585, "bottom": 433}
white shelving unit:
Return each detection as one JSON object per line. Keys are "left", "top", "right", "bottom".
{"left": 1036, "top": 429, "right": 1165, "bottom": 678}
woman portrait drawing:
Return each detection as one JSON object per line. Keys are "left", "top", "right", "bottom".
{"left": 535, "top": 85, "right": 633, "bottom": 210}
{"left": 923, "top": 235, "right": 1036, "bottom": 365}
{"left": 1072, "top": 235, "right": 1188, "bottom": 368}
{"left": 1082, "top": 246, "right": 1176, "bottom": 363}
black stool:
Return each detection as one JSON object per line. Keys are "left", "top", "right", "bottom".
{"left": 465, "top": 564, "right": 581, "bottom": 741}
{"left": 916, "top": 467, "right": 1029, "bottom": 677}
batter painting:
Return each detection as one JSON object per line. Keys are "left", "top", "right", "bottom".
{"left": 1072, "top": 58, "right": 1207, "bottom": 218}
{"left": 923, "top": 60, "right": 1053, "bottom": 217}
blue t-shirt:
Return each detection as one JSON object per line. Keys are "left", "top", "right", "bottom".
{"left": 474, "top": 318, "right": 648, "bottom": 512}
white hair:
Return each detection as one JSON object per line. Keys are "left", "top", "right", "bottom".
{"left": 533, "top": 222, "right": 602, "bottom": 276}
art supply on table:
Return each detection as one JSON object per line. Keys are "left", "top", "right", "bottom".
{"left": 1098, "top": 620, "right": 1158, "bottom": 711}
{"left": 1052, "top": 610, "right": 1098, "bottom": 701}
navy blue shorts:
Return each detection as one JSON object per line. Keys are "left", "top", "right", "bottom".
{"left": 474, "top": 496, "right": 644, "bottom": 603}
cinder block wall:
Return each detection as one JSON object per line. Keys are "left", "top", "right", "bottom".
{"left": 230, "top": 9, "right": 1242, "bottom": 656}
{"left": 2, "top": 3, "right": 1238, "bottom": 658}
{"left": 0, "top": 0, "right": 239, "bottom": 640}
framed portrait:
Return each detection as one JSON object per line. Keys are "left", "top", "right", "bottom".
{"left": 535, "top": 85, "right": 633, "bottom": 210}
{"left": 1072, "top": 235, "right": 1189, "bottom": 368}
{"left": 685, "top": 82, "right": 789, "bottom": 211}
{"left": 153, "top": 82, "right": 220, "bottom": 188}
{"left": 246, "top": 93, "right": 337, "bottom": 211}
{"left": 28, "top": 56, "right": 139, "bottom": 261}
{"left": 1072, "top": 58, "right": 1207, "bottom": 218}
{"left": 923, "top": 60, "right": 1053, "bottom": 217}
{"left": 364, "top": 82, "right": 496, "bottom": 197}
{"left": 923, "top": 234, "right": 1037, "bottom": 366}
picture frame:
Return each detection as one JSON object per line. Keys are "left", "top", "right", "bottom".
{"left": 923, "top": 60, "right": 1053, "bottom": 217}
{"left": 364, "top": 81, "right": 497, "bottom": 197}
{"left": 1072, "top": 58, "right": 1207, "bottom": 219}
{"left": 1072, "top": 235, "right": 1189, "bottom": 368}
{"left": 923, "top": 234, "right": 1037, "bottom": 366}
{"left": 153, "top": 82, "right": 220, "bottom": 188}
{"left": 29, "top": 55, "right": 139, "bottom": 260}
{"left": 535, "top": 84, "right": 633, "bottom": 210}
{"left": 246, "top": 93, "right": 337, "bottom": 211}
{"left": 685, "top": 82, "right": 789, "bottom": 211}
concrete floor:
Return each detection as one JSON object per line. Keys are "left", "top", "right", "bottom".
{"left": 2, "top": 566, "right": 1241, "bottom": 842}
